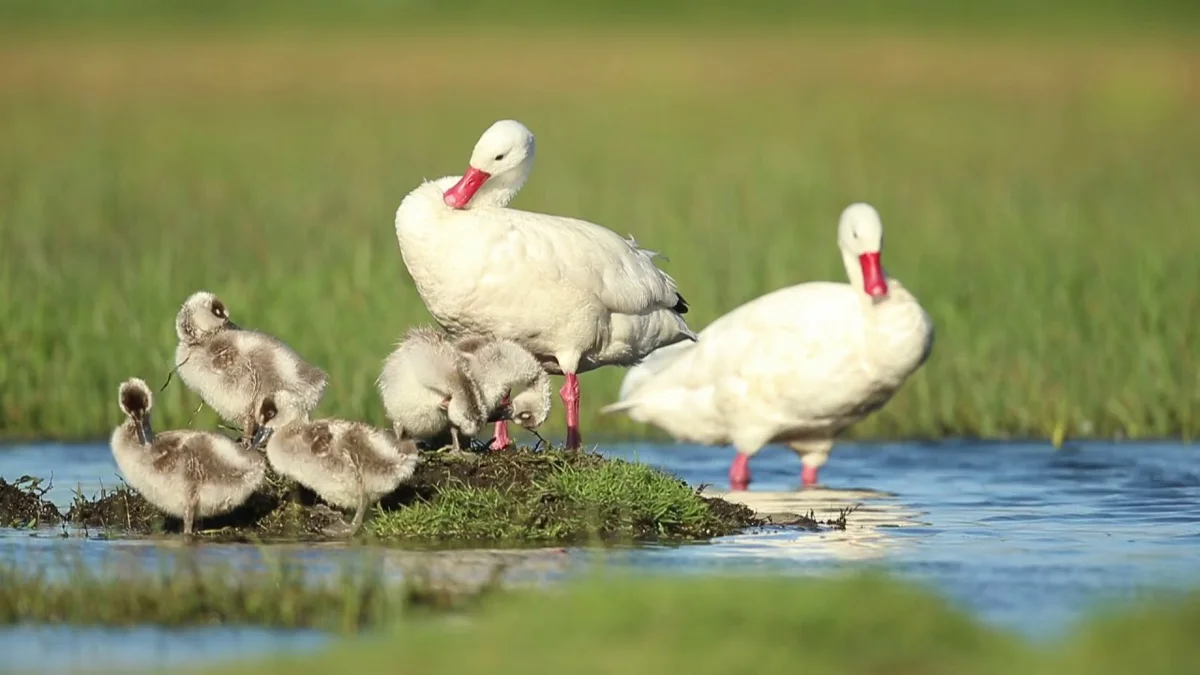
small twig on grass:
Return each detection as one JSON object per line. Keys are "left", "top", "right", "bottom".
{"left": 528, "top": 429, "right": 548, "bottom": 451}
{"left": 158, "top": 356, "right": 190, "bottom": 392}
{"left": 186, "top": 401, "right": 204, "bottom": 427}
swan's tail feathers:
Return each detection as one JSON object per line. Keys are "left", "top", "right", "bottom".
{"left": 600, "top": 400, "right": 637, "bottom": 415}
{"left": 618, "top": 338, "right": 695, "bottom": 401}
{"left": 624, "top": 234, "right": 669, "bottom": 262}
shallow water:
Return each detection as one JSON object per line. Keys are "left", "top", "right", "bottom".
{"left": 0, "top": 439, "right": 1197, "bottom": 671}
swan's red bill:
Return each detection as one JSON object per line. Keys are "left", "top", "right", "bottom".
{"left": 858, "top": 251, "right": 888, "bottom": 298}
{"left": 442, "top": 167, "right": 491, "bottom": 209}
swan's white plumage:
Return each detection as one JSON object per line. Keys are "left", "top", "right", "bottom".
{"left": 604, "top": 203, "right": 934, "bottom": 481}
{"left": 393, "top": 121, "right": 694, "bottom": 377}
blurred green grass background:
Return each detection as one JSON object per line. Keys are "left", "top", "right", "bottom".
{"left": 196, "top": 572, "right": 1200, "bottom": 675}
{"left": 0, "top": 2, "right": 1197, "bottom": 442}
{"left": 3, "top": 0, "right": 1199, "bottom": 35}
{"left": 7, "top": 562, "right": 1200, "bottom": 674}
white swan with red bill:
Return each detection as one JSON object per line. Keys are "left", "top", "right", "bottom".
{"left": 393, "top": 119, "right": 695, "bottom": 449}
{"left": 603, "top": 203, "right": 934, "bottom": 489}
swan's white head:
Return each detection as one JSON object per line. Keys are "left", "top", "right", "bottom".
{"left": 837, "top": 202, "right": 888, "bottom": 299}
{"left": 443, "top": 120, "right": 536, "bottom": 209}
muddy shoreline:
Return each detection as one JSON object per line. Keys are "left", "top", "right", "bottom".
{"left": 0, "top": 447, "right": 838, "bottom": 544}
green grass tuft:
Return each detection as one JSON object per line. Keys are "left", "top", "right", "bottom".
{"left": 368, "top": 448, "right": 761, "bottom": 543}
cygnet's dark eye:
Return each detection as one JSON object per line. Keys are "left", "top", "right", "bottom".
{"left": 494, "top": 153, "right": 506, "bottom": 161}
{"left": 211, "top": 301, "right": 227, "bottom": 318}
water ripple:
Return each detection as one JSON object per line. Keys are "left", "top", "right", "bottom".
{"left": 0, "top": 438, "right": 1197, "bottom": 664}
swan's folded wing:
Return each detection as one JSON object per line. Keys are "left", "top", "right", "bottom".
{"left": 709, "top": 285, "right": 871, "bottom": 420}
{"left": 617, "top": 339, "right": 698, "bottom": 401}
{"left": 637, "top": 283, "right": 862, "bottom": 400}
{"left": 480, "top": 209, "right": 686, "bottom": 316}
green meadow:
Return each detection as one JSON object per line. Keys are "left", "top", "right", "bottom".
{"left": 0, "top": 2, "right": 1197, "bottom": 442}
{"left": 0, "top": 568, "right": 1179, "bottom": 675}
{"left": 2, "top": 560, "right": 1199, "bottom": 675}
{"left": 194, "top": 575, "right": 1200, "bottom": 675}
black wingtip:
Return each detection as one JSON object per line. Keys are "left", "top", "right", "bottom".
{"left": 672, "top": 293, "right": 690, "bottom": 315}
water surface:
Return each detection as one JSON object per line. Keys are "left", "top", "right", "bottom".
{"left": 1, "top": 439, "right": 1197, "bottom": 671}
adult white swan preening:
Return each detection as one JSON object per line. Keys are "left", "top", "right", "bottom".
{"left": 602, "top": 203, "right": 934, "bottom": 489}
{"left": 394, "top": 119, "right": 695, "bottom": 449}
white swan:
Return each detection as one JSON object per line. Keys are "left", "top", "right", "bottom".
{"left": 394, "top": 119, "right": 695, "bottom": 449}
{"left": 603, "top": 203, "right": 934, "bottom": 489}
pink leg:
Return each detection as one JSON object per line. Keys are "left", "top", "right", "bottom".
{"left": 729, "top": 453, "right": 751, "bottom": 491}
{"left": 560, "top": 373, "right": 581, "bottom": 450}
{"left": 801, "top": 465, "right": 819, "bottom": 487}
{"left": 490, "top": 420, "right": 512, "bottom": 451}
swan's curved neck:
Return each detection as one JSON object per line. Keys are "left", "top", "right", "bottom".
{"left": 841, "top": 250, "right": 864, "bottom": 291}
{"left": 475, "top": 158, "right": 533, "bottom": 208}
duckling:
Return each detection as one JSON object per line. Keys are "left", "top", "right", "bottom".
{"left": 110, "top": 377, "right": 266, "bottom": 535}
{"left": 454, "top": 334, "right": 553, "bottom": 450}
{"left": 248, "top": 391, "right": 420, "bottom": 535}
{"left": 377, "top": 326, "right": 494, "bottom": 452}
{"left": 173, "top": 290, "right": 327, "bottom": 442}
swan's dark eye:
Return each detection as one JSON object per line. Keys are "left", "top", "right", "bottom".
{"left": 494, "top": 153, "right": 505, "bottom": 161}
{"left": 211, "top": 301, "right": 227, "bottom": 318}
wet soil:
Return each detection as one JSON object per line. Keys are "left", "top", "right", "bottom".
{"left": 1, "top": 447, "right": 812, "bottom": 543}
{"left": 0, "top": 476, "right": 61, "bottom": 527}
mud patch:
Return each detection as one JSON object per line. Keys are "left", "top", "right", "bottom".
{"left": 65, "top": 468, "right": 348, "bottom": 540}
{"left": 0, "top": 476, "right": 61, "bottom": 527}
{"left": 8, "top": 447, "right": 819, "bottom": 544}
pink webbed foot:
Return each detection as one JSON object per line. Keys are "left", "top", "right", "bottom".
{"left": 729, "top": 453, "right": 751, "bottom": 491}
{"left": 801, "top": 465, "right": 819, "bottom": 488}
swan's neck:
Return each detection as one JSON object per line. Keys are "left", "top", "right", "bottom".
{"left": 475, "top": 158, "right": 533, "bottom": 208}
